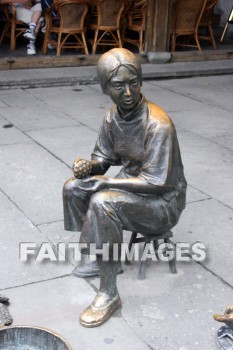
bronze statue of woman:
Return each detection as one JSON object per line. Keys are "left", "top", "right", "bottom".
{"left": 63, "top": 48, "right": 186, "bottom": 327}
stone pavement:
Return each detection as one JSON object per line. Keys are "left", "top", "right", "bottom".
{"left": 0, "top": 67, "right": 233, "bottom": 350}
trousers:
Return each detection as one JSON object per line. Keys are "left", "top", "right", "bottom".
{"left": 63, "top": 178, "right": 181, "bottom": 252}
{"left": 63, "top": 177, "right": 182, "bottom": 252}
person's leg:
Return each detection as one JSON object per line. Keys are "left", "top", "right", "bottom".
{"left": 79, "top": 255, "right": 121, "bottom": 328}
{"left": 16, "top": 7, "right": 32, "bottom": 25}
{"left": 63, "top": 177, "right": 101, "bottom": 276}
{"left": 63, "top": 177, "right": 92, "bottom": 232}
{"left": 79, "top": 190, "right": 180, "bottom": 327}
{"left": 24, "top": 4, "right": 42, "bottom": 42}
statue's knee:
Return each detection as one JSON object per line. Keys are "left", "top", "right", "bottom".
{"left": 63, "top": 177, "right": 77, "bottom": 197}
{"left": 89, "top": 191, "right": 109, "bottom": 209}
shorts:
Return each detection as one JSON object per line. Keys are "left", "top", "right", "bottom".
{"left": 16, "top": 3, "right": 42, "bottom": 25}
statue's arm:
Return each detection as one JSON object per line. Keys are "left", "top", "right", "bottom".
{"left": 81, "top": 175, "right": 174, "bottom": 195}
{"left": 90, "top": 159, "right": 111, "bottom": 175}
{"left": 106, "top": 177, "right": 173, "bottom": 194}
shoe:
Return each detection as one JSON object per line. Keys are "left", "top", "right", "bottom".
{"left": 47, "top": 43, "right": 56, "bottom": 50}
{"left": 80, "top": 293, "right": 122, "bottom": 328}
{"left": 24, "top": 28, "right": 35, "bottom": 40}
{"left": 27, "top": 43, "right": 36, "bottom": 55}
{"left": 40, "top": 19, "right": 46, "bottom": 34}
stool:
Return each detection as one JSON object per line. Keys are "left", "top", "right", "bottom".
{"left": 125, "top": 230, "right": 177, "bottom": 280}
{"left": 221, "top": 6, "right": 233, "bottom": 42}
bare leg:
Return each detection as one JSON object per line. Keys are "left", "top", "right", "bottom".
{"left": 31, "top": 11, "right": 42, "bottom": 27}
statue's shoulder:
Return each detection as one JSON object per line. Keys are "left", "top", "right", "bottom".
{"left": 105, "top": 105, "right": 117, "bottom": 123}
{"left": 147, "top": 101, "right": 173, "bottom": 128}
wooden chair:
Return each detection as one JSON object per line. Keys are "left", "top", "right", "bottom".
{"left": 123, "top": 0, "right": 148, "bottom": 52}
{"left": 89, "top": 0, "right": 125, "bottom": 54}
{"left": 0, "top": 3, "right": 28, "bottom": 50}
{"left": 125, "top": 231, "right": 177, "bottom": 280}
{"left": 198, "top": 0, "right": 218, "bottom": 49}
{"left": 170, "top": 0, "right": 208, "bottom": 51}
{"left": 42, "top": 0, "right": 89, "bottom": 56}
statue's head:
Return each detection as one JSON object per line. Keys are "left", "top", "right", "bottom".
{"left": 97, "top": 48, "right": 142, "bottom": 112}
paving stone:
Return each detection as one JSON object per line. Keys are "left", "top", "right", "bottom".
{"left": 151, "top": 75, "right": 233, "bottom": 112}
{"left": 28, "top": 84, "right": 112, "bottom": 132}
{"left": 170, "top": 106, "right": 233, "bottom": 139}
{"left": 0, "top": 191, "right": 73, "bottom": 289}
{"left": 178, "top": 129, "right": 233, "bottom": 209}
{"left": 213, "top": 134, "right": 233, "bottom": 152}
{"left": 0, "top": 100, "right": 8, "bottom": 108}
{"left": 4, "top": 276, "right": 150, "bottom": 350}
{"left": 0, "top": 115, "right": 30, "bottom": 145}
{"left": 27, "top": 125, "right": 98, "bottom": 168}
{"left": 0, "top": 105, "right": 79, "bottom": 132}
{"left": 186, "top": 186, "right": 211, "bottom": 204}
{"left": 173, "top": 198, "right": 233, "bottom": 287}
{"left": 0, "top": 142, "right": 71, "bottom": 225}
{"left": 0, "top": 89, "right": 45, "bottom": 108}
{"left": 38, "top": 221, "right": 79, "bottom": 267}
{"left": 142, "top": 81, "right": 210, "bottom": 113}
{"left": 88, "top": 260, "right": 233, "bottom": 350}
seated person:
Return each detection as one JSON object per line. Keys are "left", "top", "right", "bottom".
{"left": 6, "top": 0, "right": 42, "bottom": 55}
{"left": 63, "top": 48, "right": 187, "bottom": 328}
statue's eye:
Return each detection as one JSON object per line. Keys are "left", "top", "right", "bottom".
{"left": 131, "top": 79, "right": 138, "bottom": 86}
{"left": 113, "top": 84, "right": 123, "bottom": 90}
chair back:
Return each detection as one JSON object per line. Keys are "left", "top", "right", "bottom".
{"left": 173, "top": 0, "right": 207, "bottom": 34}
{"left": 56, "top": 0, "right": 88, "bottom": 30}
{"left": 128, "top": 0, "right": 147, "bottom": 29}
{"left": 96, "top": 0, "right": 124, "bottom": 28}
{"left": 200, "top": 0, "right": 218, "bottom": 26}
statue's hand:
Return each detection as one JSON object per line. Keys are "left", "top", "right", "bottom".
{"left": 82, "top": 176, "right": 109, "bottom": 192}
{"left": 73, "top": 158, "right": 92, "bottom": 179}
{"left": 213, "top": 305, "right": 233, "bottom": 330}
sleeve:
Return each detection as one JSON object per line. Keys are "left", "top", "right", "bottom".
{"left": 139, "top": 118, "right": 179, "bottom": 189}
{"left": 91, "top": 110, "right": 121, "bottom": 166}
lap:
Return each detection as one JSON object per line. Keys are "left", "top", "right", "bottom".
{"left": 16, "top": 7, "right": 32, "bottom": 24}
{"left": 90, "top": 189, "right": 180, "bottom": 235}
{"left": 64, "top": 177, "right": 180, "bottom": 234}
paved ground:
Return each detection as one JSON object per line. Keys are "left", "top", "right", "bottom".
{"left": 0, "top": 68, "right": 233, "bottom": 350}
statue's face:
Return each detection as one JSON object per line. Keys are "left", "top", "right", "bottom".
{"left": 107, "top": 65, "right": 141, "bottom": 113}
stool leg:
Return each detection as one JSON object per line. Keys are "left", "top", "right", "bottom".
{"left": 153, "top": 239, "right": 159, "bottom": 259}
{"left": 125, "top": 232, "right": 137, "bottom": 265}
{"left": 138, "top": 242, "right": 147, "bottom": 280}
{"left": 164, "top": 238, "right": 177, "bottom": 274}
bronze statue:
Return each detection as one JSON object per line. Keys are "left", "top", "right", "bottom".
{"left": 214, "top": 306, "right": 233, "bottom": 349}
{"left": 63, "top": 48, "right": 186, "bottom": 328}
{"left": 0, "top": 294, "right": 12, "bottom": 327}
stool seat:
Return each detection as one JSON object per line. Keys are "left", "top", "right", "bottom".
{"left": 126, "top": 230, "right": 177, "bottom": 280}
